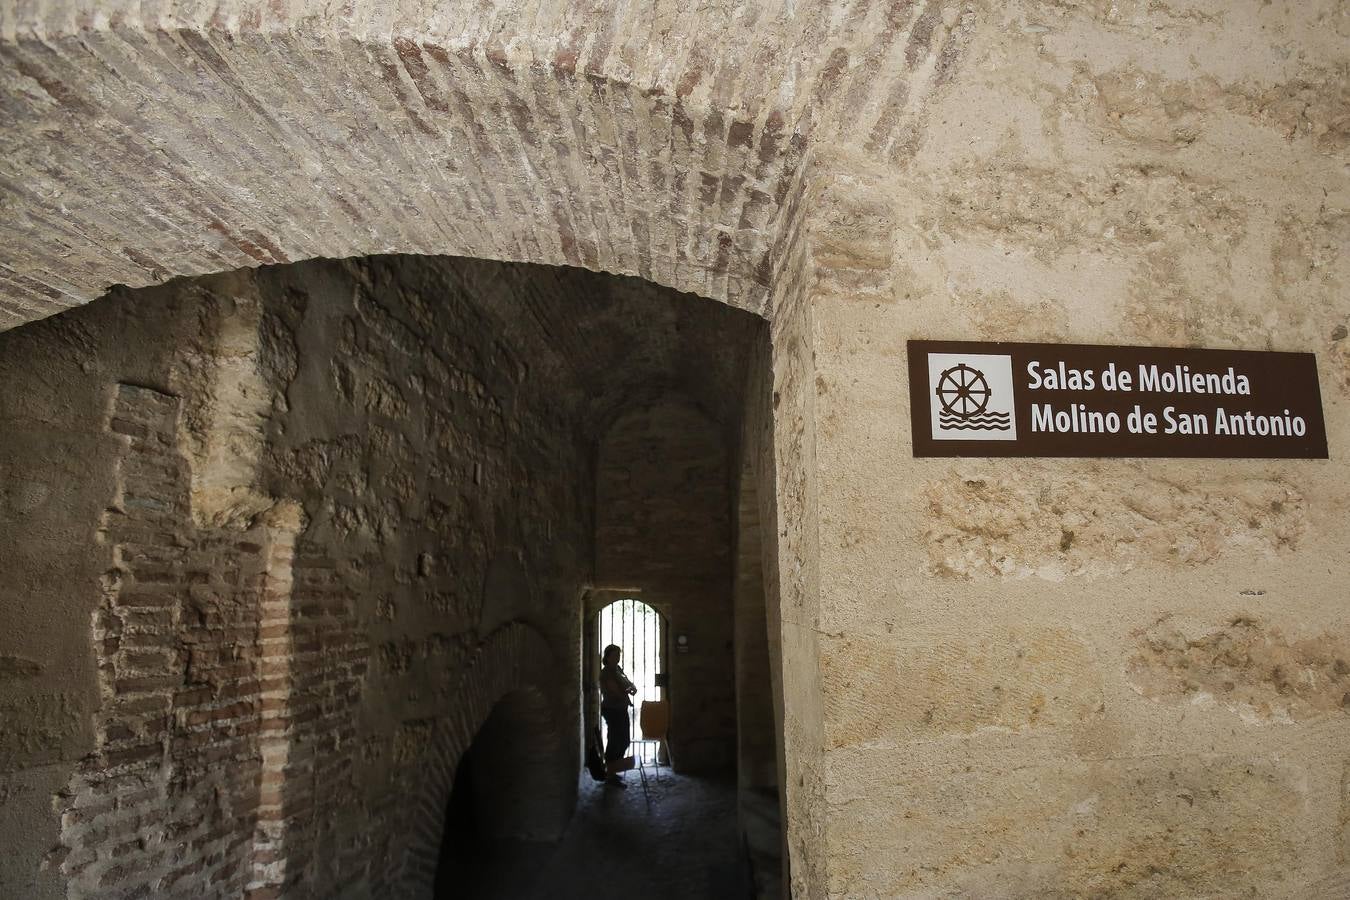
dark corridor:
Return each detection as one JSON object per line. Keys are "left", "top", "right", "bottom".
{"left": 435, "top": 770, "right": 750, "bottom": 900}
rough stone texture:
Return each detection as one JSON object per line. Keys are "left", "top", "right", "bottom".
{"left": 823, "top": 626, "right": 1105, "bottom": 746}
{"left": 0, "top": 255, "right": 767, "bottom": 899}
{"left": 805, "top": 1, "right": 1350, "bottom": 897}
{"left": 755, "top": 164, "right": 830, "bottom": 900}
{"left": 826, "top": 752, "right": 1310, "bottom": 898}
{"left": 1128, "top": 614, "right": 1350, "bottom": 723}
{"left": 923, "top": 467, "right": 1307, "bottom": 580}
{"left": 740, "top": 329, "right": 798, "bottom": 898}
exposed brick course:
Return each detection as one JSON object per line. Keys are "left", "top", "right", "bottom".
{"left": 59, "top": 382, "right": 272, "bottom": 899}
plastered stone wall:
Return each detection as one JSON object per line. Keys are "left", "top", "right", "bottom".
{"left": 750, "top": 164, "right": 831, "bottom": 900}
{"left": 798, "top": 2, "right": 1350, "bottom": 897}
{"left": 0, "top": 254, "right": 766, "bottom": 898}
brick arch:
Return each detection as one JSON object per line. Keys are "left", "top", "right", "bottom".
{"left": 0, "top": 0, "right": 974, "bottom": 331}
{"left": 394, "top": 622, "right": 566, "bottom": 895}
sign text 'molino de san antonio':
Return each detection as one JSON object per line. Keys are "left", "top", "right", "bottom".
{"left": 1027, "top": 360, "right": 1309, "bottom": 439}
{"left": 908, "top": 340, "right": 1328, "bottom": 459}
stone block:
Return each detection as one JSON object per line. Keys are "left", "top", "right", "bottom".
{"left": 826, "top": 753, "right": 1309, "bottom": 898}
{"left": 822, "top": 627, "right": 1104, "bottom": 748}
{"left": 1128, "top": 615, "right": 1350, "bottom": 723}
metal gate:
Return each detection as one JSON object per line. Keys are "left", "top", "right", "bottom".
{"left": 598, "top": 598, "right": 664, "bottom": 764}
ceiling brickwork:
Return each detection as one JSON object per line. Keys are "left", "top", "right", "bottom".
{"left": 0, "top": 0, "right": 973, "bottom": 330}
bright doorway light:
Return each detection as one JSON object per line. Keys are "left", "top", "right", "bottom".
{"left": 598, "top": 598, "right": 663, "bottom": 764}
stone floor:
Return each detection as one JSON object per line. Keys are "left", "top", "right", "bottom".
{"left": 448, "top": 769, "right": 763, "bottom": 900}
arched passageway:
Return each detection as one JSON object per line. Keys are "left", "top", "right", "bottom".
{"left": 0, "top": 4, "right": 922, "bottom": 896}
{"left": 0, "top": 251, "right": 788, "bottom": 899}
{"left": 433, "top": 688, "right": 566, "bottom": 899}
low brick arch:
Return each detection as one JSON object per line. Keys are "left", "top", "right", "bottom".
{"left": 0, "top": 0, "right": 974, "bottom": 331}
{"left": 394, "top": 622, "right": 566, "bottom": 896}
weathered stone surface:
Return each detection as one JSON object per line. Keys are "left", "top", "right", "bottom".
{"left": 826, "top": 752, "right": 1310, "bottom": 899}
{"left": 1341, "top": 760, "right": 1350, "bottom": 866}
{"left": 802, "top": 2, "right": 1350, "bottom": 897}
{"left": 923, "top": 467, "right": 1306, "bottom": 579}
{"left": 1128, "top": 615, "right": 1350, "bottom": 723}
{"left": 822, "top": 627, "right": 1104, "bottom": 747}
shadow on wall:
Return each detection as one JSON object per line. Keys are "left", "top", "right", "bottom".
{"left": 433, "top": 688, "right": 568, "bottom": 900}
{"left": 480, "top": 555, "right": 534, "bottom": 635}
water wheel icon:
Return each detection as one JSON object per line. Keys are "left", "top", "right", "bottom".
{"left": 935, "top": 364, "right": 992, "bottom": 420}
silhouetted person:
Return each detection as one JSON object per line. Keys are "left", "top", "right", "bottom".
{"left": 599, "top": 643, "right": 637, "bottom": 788}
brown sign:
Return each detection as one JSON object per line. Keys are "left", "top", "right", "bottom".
{"left": 908, "top": 340, "right": 1328, "bottom": 459}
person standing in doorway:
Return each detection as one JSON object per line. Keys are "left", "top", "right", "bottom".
{"left": 599, "top": 644, "right": 637, "bottom": 788}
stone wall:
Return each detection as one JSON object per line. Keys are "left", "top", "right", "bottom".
{"left": 753, "top": 160, "right": 830, "bottom": 900}
{"left": 799, "top": 2, "right": 1350, "bottom": 897}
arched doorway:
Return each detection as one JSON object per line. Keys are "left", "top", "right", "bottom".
{"left": 596, "top": 598, "right": 665, "bottom": 764}
{"left": 433, "top": 688, "right": 567, "bottom": 899}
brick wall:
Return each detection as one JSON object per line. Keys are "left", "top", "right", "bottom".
{"left": 0, "top": 1, "right": 972, "bottom": 331}
{"left": 247, "top": 256, "right": 594, "bottom": 895}
{"left": 1, "top": 253, "right": 764, "bottom": 898}
{"left": 0, "top": 256, "right": 597, "bottom": 899}
{"left": 58, "top": 382, "right": 274, "bottom": 897}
